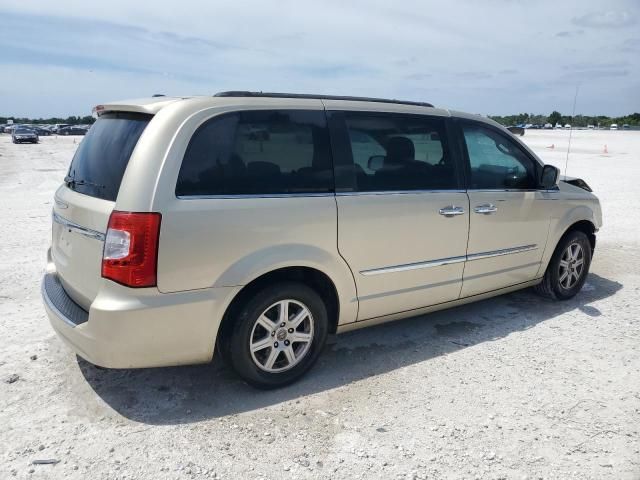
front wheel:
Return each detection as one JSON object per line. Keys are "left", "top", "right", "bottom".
{"left": 225, "top": 282, "right": 328, "bottom": 389}
{"left": 535, "top": 230, "right": 592, "bottom": 300}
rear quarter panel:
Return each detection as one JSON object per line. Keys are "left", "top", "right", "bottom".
{"left": 149, "top": 102, "right": 359, "bottom": 325}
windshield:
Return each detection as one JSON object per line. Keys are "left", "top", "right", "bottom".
{"left": 66, "top": 112, "right": 152, "bottom": 201}
{"left": 15, "top": 128, "right": 34, "bottom": 133}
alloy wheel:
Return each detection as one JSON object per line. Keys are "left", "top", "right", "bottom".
{"left": 249, "top": 299, "right": 314, "bottom": 373}
{"left": 558, "top": 242, "right": 584, "bottom": 289}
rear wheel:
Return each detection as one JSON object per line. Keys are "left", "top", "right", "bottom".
{"left": 224, "top": 282, "right": 328, "bottom": 389}
{"left": 535, "top": 230, "right": 592, "bottom": 300}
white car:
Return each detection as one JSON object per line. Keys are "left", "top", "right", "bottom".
{"left": 610, "top": 124, "right": 618, "bottom": 130}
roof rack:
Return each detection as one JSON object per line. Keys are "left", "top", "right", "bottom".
{"left": 214, "top": 91, "right": 434, "bottom": 108}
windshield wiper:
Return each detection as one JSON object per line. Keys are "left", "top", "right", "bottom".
{"left": 64, "top": 175, "right": 105, "bottom": 189}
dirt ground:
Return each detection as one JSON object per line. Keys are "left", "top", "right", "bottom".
{"left": 1, "top": 129, "right": 639, "bottom": 480}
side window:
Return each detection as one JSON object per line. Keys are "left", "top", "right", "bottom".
{"left": 343, "top": 112, "right": 457, "bottom": 191}
{"left": 176, "top": 110, "right": 333, "bottom": 196}
{"left": 462, "top": 124, "right": 538, "bottom": 190}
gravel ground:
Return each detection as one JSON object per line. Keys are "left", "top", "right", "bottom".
{"left": 0, "top": 130, "right": 639, "bottom": 480}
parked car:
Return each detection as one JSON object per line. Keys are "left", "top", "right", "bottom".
{"left": 51, "top": 124, "right": 71, "bottom": 133}
{"left": 4, "top": 124, "right": 18, "bottom": 133}
{"left": 29, "top": 126, "right": 52, "bottom": 136}
{"left": 543, "top": 123, "right": 553, "bottom": 129}
{"left": 42, "top": 92, "right": 602, "bottom": 388}
{"left": 564, "top": 124, "right": 571, "bottom": 129}
{"left": 622, "top": 124, "right": 630, "bottom": 130}
{"left": 610, "top": 124, "right": 618, "bottom": 130}
{"left": 12, "top": 126, "right": 38, "bottom": 144}
{"left": 58, "top": 126, "right": 88, "bottom": 136}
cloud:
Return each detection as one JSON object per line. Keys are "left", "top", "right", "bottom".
{"left": 454, "top": 72, "right": 493, "bottom": 80}
{"left": 0, "top": 1, "right": 639, "bottom": 117}
{"left": 621, "top": 38, "right": 640, "bottom": 51}
{"left": 555, "top": 30, "right": 584, "bottom": 37}
{"left": 563, "top": 61, "right": 629, "bottom": 71}
{"left": 572, "top": 10, "right": 636, "bottom": 29}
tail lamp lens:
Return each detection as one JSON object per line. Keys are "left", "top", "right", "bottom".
{"left": 101, "top": 211, "right": 161, "bottom": 287}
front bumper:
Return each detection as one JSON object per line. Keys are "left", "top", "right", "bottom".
{"left": 42, "top": 269, "right": 240, "bottom": 369}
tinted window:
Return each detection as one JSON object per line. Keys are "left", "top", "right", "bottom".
{"left": 462, "top": 124, "right": 538, "bottom": 189}
{"left": 176, "top": 110, "right": 333, "bottom": 196}
{"left": 341, "top": 112, "right": 457, "bottom": 191}
{"left": 66, "top": 112, "right": 151, "bottom": 201}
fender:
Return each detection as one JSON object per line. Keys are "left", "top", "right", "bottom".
{"left": 537, "top": 204, "right": 598, "bottom": 276}
{"left": 214, "top": 243, "right": 359, "bottom": 325}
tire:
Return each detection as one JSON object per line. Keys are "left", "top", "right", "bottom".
{"left": 535, "top": 230, "right": 592, "bottom": 300}
{"left": 224, "top": 282, "right": 328, "bottom": 389}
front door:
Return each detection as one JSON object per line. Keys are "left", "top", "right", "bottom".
{"left": 459, "top": 121, "right": 552, "bottom": 297}
{"left": 328, "top": 109, "right": 469, "bottom": 321}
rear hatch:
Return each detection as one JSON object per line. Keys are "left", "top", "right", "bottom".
{"left": 51, "top": 112, "right": 152, "bottom": 310}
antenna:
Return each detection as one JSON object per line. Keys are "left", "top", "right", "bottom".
{"left": 564, "top": 85, "right": 579, "bottom": 176}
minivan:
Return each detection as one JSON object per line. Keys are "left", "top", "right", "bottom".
{"left": 42, "top": 92, "right": 602, "bottom": 388}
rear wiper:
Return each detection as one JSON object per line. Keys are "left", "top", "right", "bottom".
{"left": 64, "top": 175, "right": 105, "bottom": 189}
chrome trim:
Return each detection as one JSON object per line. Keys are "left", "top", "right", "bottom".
{"left": 473, "top": 204, "right": 498, "bottom": 214}
{"left": 52, "top": 211, "right": 105, "bottom": 242}
{"left": 176, "top": 193, "right": 334, "bottom": 199}
{"left": 337, "top": 189, "right": 466, "bottom": 196}
{"left": 467, "top": 189, "right": 540, "bottom": 192}
{"left": 438, "top": 205, "right": 465, "bottom": 217}
{"left": 466, "top": 244, "right": 537, "bottom": 261}
{"left": 360, "top": 255, "right": 467, "bottom": 276}
{"left": 178, "top": 190, "right": 468, "bottom": 199}
{"left": 41, "top": 277, "right": 80, "bottom": 329}
{"left": 360, "top": 244, "right": 538, "bottom": 276}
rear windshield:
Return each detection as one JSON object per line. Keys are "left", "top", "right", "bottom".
{"left": 66, "top": 112, "right": 152, "bottom": 201}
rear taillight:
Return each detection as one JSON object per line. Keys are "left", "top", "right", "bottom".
{"left": 101, "top": 211, "right": 161, "bottom": 288}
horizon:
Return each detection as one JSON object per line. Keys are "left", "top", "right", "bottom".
{"left": 1, "top": 1, "right": 639, "bottom": 118}
{"left": 2, "top": 107, "right": 639, "bottom": 122}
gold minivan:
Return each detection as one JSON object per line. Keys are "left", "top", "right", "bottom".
{"left": 42, "top": 92, "right": 602, "bottom": 388}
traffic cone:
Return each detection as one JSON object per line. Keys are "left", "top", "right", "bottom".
{"left": 603, "top": 144, "right": 608, "bottom": 154}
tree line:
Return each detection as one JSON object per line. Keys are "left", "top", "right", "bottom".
{"left": 3, "top": 111, "right": 640, "bottom": 128}
{"left": 0, "top": 115, "right": 95, "bottom": 125}
{"left": 489, "top": 112, "right": 640, "bottom": 128}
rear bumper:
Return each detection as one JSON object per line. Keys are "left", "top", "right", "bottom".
{"left": 42, "top": 270, "right": 240, "bottom": 369}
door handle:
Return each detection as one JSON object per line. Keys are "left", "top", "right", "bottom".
{"left": 439, "top": 206, "right": 465, "bottom": 217}
{"left": 474, "top": 204, "right": 498, "bottom": 214}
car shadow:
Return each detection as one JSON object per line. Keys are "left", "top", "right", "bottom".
{"left": 77, "top": 273, "right": 621, "bottom": 425}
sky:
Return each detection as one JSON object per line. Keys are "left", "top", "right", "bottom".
{"left": 0, "top": 0, "right": 639, "bottom": 118}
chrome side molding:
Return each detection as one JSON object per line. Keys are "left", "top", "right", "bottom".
{"left": 360, "top": 244, "right": 538, "bottom": 276}
{"left": 466, "top": 244, "right": 538, "bottom": 261}
{"left": 52, "top": 211, "right": 106, "bottom": 242}
{"left": 360, "top": 255, "right": 467, "bottom": 276}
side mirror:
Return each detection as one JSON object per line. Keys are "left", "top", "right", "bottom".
{"left": 368, "top": 155, "right": 385, "bottom": 171}
{"left": 540, "top": 164, "right": 560, "bottom": 189}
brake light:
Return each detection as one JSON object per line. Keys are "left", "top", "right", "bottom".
{"left": 102, "top": 211, "right": 161, "bottom": 287}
